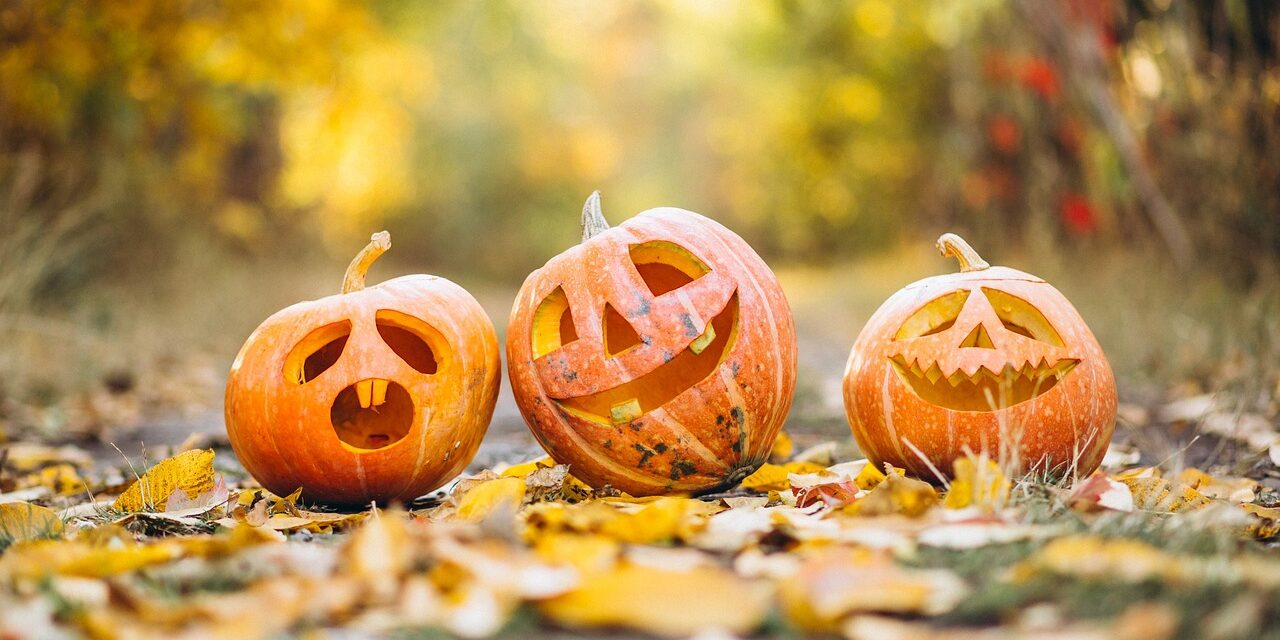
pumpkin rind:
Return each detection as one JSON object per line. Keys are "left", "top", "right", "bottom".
{"left": 842, "top": 235, "right": 1116, "bottom": 480}
{"left": 507, "top": 199, "right": 797, "bottom": 496}
{"left": 226, "top": 237, "right": 500, "bottom": 507}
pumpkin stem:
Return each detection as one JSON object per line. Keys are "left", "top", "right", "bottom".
{"left": 581, "top": 191, "right": 610, "bottom": 241}
{"left": 342, "top": 231, "right": 391, "bottom": 293}
{"left": 936, "top": 233, "right": 990, "bottom": 272}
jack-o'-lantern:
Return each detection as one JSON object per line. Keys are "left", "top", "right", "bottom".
{"left": 843, "top": 234, "right": 1115, "bottom": 480}
{"left": 507, "top": 193, "right": 797, "bottom": 496}
{"left": 226, "top": 232, "right": 500, "bottom": 507}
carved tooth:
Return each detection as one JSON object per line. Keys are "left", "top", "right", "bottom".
{"left": 371, "top": 379, "right": 388, "bottom": 407}
{"left": 610, "top": 398, "right": 643, "bottom": 425}
{"left": 948, "top": 370, "right": 967, "bottom": 386}
{"left": 689, "top": 323, "right": 716, "bottom": 355}
{"left": 357, "top": 380, "right": 374, "bottom": 409}
{"left": 925, "top": 363, "right": 944, "bottom": 384}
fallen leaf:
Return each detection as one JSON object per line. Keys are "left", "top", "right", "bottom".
{"left": 541, "top": 562, "right": 771, "bottom": 637}
{"left": 113, "top": 449, "right": 216, "bottom": 513}
{"left": 769, "top": 429, "right": 795, "bottom": 463}
{"left": 847, "top": 473, "right": 938, "bottom": 517}
{"left": 1120, "top": 477, "right": 1212, "bottom": 513}
{"left": 780, "top": 548, "right": 967, "bottom": 632}
{"left": 1241, "top": 503, "right": 1280, "bottom": 539}
{"left": 0, "top": 502, "right": 64, "bottom": 546}
{"left": 454, "top": 476, "right": 527, "bottom": 522}
{"left": 1068, "top": 474, "right": 1134, "bottom": 512}
{"left": 943, "top": 456, "right": 1009, "bottom": 511}
{"left": 1179, "top": 468, "right": 1257, "bottom": 503}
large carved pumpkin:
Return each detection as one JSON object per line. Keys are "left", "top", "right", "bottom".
{"left": 507, "top": 193, "right": 797, "bottom": 496}
{"left": 843, "top": 234, "right": 1116, "bottom": 479}
{"left": 226, "top": 232, "right": 500, "bottom": 506}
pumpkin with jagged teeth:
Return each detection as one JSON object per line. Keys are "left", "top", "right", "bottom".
{"left": 843, "top": 234, "right": 1116, "bottom": 480}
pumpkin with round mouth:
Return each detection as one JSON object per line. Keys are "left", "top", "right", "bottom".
{"left": 843, "top": 234, "right": 1116, "bottom": 480}
{"left": 507, "top": 193, "right": 797, "bottom": 496}
{"left": 225, "top": 232, "right": 500, "bottom": 507}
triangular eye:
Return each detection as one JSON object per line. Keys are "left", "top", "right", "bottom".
{"left": 603, "top": 302, "right": 642, "bottom": 357}
{"left": 284, "top": 321, "right": 351, "bottom": 384}
{"left": 376, "top": 310, "right": 440, "bottom": 374}
{"left": 531, "top": 286, "right": 578, "bottom": 358}
{"left": 895, "top": 290, "right": 970, "bottom": 340}
{"left": 981, "top": 288, "right": 1065, "bottom": 347}
{"left": 629, "top": 241, "right": 710, "bottom": 296}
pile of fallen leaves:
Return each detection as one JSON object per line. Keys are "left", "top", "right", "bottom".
{"left": 1, "top": 434, "right": 1278, "bottom": 639}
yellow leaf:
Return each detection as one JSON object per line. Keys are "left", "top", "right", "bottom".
{"left": 113, "top": 449, "right": 216, "bottom": 513}
{"left": 780, "top": 548, "right": 966, "bottom": 631}
{"left": 541, "top": 563, "right": 771, "bottom": 637}
{"left": 0, "top": 502, "right": 65, "bottom": 545}
{"left": 943, "top": 456, "right": 1009, "bottom": 511}
{"left": 769, "top": 430, "right": 795, "bottom": 463}
{"left": 741, "top": 463, "right": 790, "bottom": 492}
{"left": 454, "top": 477, "right": 526, "bottom": 522}
{"left": 1241, "top": 503, "right": 1280, "bottom": 539}
{"left": 853, "top": 461, "right": 905, "bottom": 491}
{"left": 848, "top": 473, "right": 939, "bottom": 517}
{"left": 532, "top": 533, "right": 621, "bottom": 575}
{"left": 1120, "top": 477, "right": 1212, "bottom": 513}
{"left": 501, "top": 457, "right": 556, "bottom": 478}
{"left": 600, "top": 497, "right": 721, "bottom": 545}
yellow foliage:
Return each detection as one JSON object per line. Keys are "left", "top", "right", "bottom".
{"left": 943, "top": 456, "right": 1010, "bottom": 511}
{"left": 113, "top": 449, "right": 216, "bottom": 513}
{"left": 541, "top": 563, "right": 771, "bottom": 637}
{"left": 0, "top": 502, "right": 65, "bottom": 545}
{"left": 454, "top": 477, "right": 527, "bottom": 522}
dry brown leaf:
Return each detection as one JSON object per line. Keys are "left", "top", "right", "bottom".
{"left": 112, "top": 449, "right": 216, "bottom": 513}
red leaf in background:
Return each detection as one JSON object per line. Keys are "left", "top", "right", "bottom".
{"left": 794, "top": 480, "right": 861, "bottom": 509}
{"left": 987, "top": 115, "right": 1021, "bottom": 155}
{"left": 1019, "top": 58, "right": 1060, "bottom": 101}
{"left": 1062, "top": 0, "right": 1116, "bottom": 54}
{"left": 1055, "top": 116, "right": 1083, "bottom": 156}
{"left": 1059, "top": 192, "right": 1098, "bottom": 235}
{"left": 982, "top": 50, "right": 1012, "bottom": 83}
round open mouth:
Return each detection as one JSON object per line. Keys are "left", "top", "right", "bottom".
{"left": 330, "top": 379, "right": 414, "bottom": 450}
{"left": 889, "top": 356, "right": 1079, "bottom": 412}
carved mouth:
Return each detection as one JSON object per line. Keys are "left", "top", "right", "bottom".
{"left": 331, "top": 378, "right": 414, "bottom": 450}
{"left": 554, "top": 292, "right": 739, "bottom": 425}
{"left": 888, "top": 355, "right": 1078, "bottom": 411}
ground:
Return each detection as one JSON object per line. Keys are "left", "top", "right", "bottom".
{"left": 1, "top": 255, "right": 1278, "bottom": 639}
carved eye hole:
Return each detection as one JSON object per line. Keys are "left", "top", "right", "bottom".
{"left": 284, "top": 321, "right": 351, "bottom": 384}
{"left": 376, "top": 310, "right": 440, "bottom": 374}
{"left": 629, "top": 241, "right": 710, "bottom": 296}
{"left": 895, "top": 291, "right": 970, "bottom": 340}
{"left": 532, "top": 286, "right": 578, "bottom": 358}
{"left": 981, "top": 288, "right": 1065, "bottom": 347}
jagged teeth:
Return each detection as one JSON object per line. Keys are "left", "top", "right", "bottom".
{"left": 890, "top": 356, "right": 1079, "bottom": 385}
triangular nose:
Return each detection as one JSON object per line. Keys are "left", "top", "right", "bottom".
{"left": 959, "top": 324, "right": 995, "bottom": 349}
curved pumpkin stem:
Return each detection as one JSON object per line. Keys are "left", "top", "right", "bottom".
{"left": 342, "top": 231, "right": 391, "bottom": 293}
{"left": 581, "top": 191, "right": 610, "bottom": 241}
{"left": 936, "top": 233, "right": 990, "bottom": 272}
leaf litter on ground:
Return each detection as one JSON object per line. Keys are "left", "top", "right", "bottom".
{"left": 0, "top": 426, "right": 1278, "bottom": 639}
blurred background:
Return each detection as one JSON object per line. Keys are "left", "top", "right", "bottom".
{"left": 1, "top": 0, "right": 1278, "bottom": 451}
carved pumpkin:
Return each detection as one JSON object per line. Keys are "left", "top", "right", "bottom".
{"left": 843, "top": 234, "right": 1115, "bottom": 479}
{"left": 507, "top": 193, "right": 797, "bottom": 496}
{"left": 226, "top": 232, "right": 500, "bottom": 506}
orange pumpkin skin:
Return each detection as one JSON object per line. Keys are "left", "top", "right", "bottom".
{"left": 843, "top": 235, "right": 1116, "bottom": 480}
{"left": 226, "top": 233, "right": 500, "bottom": 507}
{"left": 507, "top": 194, "right": 797, "bottom": 496}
